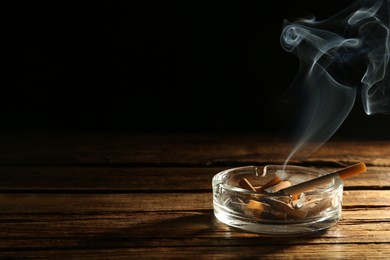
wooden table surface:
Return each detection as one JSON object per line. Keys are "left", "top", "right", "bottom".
{"left": 1, "top": 132, "right": 389, "bottom": 259}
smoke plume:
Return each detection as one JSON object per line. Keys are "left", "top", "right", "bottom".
{"left": 280, "top": 0, "right": 390, "bottom": 163}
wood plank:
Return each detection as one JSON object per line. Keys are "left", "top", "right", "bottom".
{"left": 0, "top": 191, "right": 388, "bottom": 213}
{"left": 1, "top": 166, "right": 388, "bottom": 191}
{"left": 342, "top": 166, "right": 390, "bottom": 188}
{"left": 0, "top": 209, "right": 389, "bottom": 249}
{"left": 0, "top": 167, "right": 221, "bottom": 191}
{"left": 343, "top": 190, "right": 390, "bottom": 206}
{"left": 1, "top": 133, "right": 389, "bottom": 166}
{"left": 0, "top": 193, "right": 212, "bottom": 213}
{"left": 1, "top": 193, "right": 388, "bottom": 251}
{"left": 2, "top": 244, "right": 390, "bottom": 259}
{"left": 1, "top": 133, "right": 388, "bottom": 257}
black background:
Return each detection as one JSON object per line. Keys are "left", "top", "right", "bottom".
{"left": 6, "top": 1, "right": 390, "bottom": 138}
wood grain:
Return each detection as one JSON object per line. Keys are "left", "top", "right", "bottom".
{"left": 1, "top": 133, "right": 389, "bottom": 166}
{"left": 0, "top": 191, "right": 388, "bottom": 213}
{"left": 2, "top": 244, "right": 390, "bottom": 259}
{"left": 1, "top": 209, "right": 389, "bottom": 248}
{"left": 0, "top": 166, "right": 388, "bottom": 191}
{"left": 1, "top": 133, "right": 389, "bottom": 258}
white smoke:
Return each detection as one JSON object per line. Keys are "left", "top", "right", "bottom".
{"left": 280, "top": 0, "right": 390, "bottom": 163}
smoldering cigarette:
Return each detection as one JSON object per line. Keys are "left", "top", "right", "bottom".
{"left": 278, "top": 162, "right": 367, "bottom": 195}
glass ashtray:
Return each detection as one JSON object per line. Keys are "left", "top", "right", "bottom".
{"left": 212, "top": 165, "right": 343, "bottom": 235}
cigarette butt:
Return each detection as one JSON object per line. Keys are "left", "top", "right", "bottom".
{"left": 238, "top": 178, "right": 257, "bottom": 192}
{"left": 291, "top": 193, "right": 300, "bottom": 201}
{"left": 265, "top": 181, "right": 291, "bottom": 193}
{"left": 256, "top": 176, "right": 283, "bottom": 192}
{"left": 244, "top": 199, "right": 269, "bottom": 217}
{"left": 245, "top": 200, "right": 266, "bottom": 210}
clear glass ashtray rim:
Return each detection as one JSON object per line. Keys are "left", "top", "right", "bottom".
{"left": 212, "top": 165, "right": 344, "bottom": 197}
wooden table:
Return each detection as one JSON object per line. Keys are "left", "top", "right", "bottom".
{"left": 1, "top": 133, "right": 389, "bottom": 258}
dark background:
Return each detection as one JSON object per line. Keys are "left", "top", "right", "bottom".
{"left": 6, "top": 1, "right": 390, "bottom": 138}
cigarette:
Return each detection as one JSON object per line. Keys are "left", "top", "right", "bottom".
{"left": 278, "top": 162, "right": 367, "bottom": 195}
{"left": 256, "top": 176, "right": 282, "bottom": 192}
{"left": 245, "top": 200, "right": 267, "bottom": 211}
{"left": 291, "top": 193, "right": 300, "bottom": 201}
{"left": 244, "top": 200, "right": 270, "bottom": 217}
{"left": 265, "top": 181, "right": 291, "bottom": 193}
